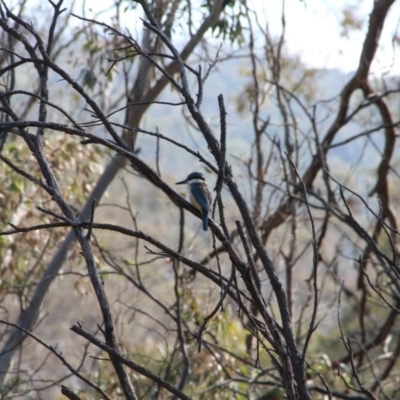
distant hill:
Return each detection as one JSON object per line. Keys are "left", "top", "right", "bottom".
{"left": 136, "top": 58, "right": 398, "bottom": 184}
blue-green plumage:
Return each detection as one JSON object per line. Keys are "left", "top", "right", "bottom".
{"left": 176, "top": 172, "right": 212, "bottom": 231}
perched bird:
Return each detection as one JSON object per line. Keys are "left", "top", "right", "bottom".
{"left": 176, "top": 172, "right": 212, "bottom": 231}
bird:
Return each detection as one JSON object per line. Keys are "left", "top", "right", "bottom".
{"left": 176, "top": 172, "right": 212, "bottom": 231}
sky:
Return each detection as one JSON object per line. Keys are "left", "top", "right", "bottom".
{"left": 252, "top": 0, "right": 400, "bottom": 74}
{"left": 75, "top": 0, "right": 400, "bottom": 75}
{"left": 10, "top": 0, "right": 399, "bottom": 74}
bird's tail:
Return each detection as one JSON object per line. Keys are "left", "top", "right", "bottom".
{"left": 202, "top": 209, "right": 209, "bottom": 231}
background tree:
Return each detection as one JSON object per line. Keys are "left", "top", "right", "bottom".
{"left": 0, "top": 0, "right": 228, "bottom": 389}
{"left": 1, "top": 0, "right": 400, "bottom": 399}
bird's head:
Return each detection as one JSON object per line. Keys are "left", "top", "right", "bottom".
{"left": 176, "top": 172, "right": 206, "bottom": 185}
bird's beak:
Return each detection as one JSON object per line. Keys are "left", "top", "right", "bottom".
{"left": 175, "top": 179, "right": 187, "bottom": 185}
